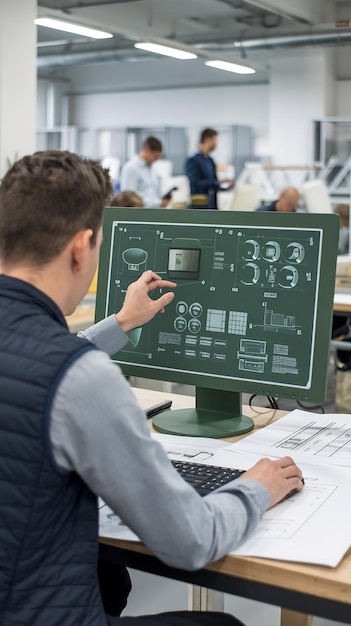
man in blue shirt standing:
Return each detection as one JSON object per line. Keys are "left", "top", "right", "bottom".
{"left": 185, "top": 128, "right": 234, "bottom": 209}
{"left": 120, "top": 136, "right": 169, "bottom": 208}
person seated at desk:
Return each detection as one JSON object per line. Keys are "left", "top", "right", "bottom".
{"left": 0, "top": 150, "right": 303, "bottom": 626}
{"left": 120, "top": 136, "right": 169, "bottom": 208}
{"left": 185, "top": 128, "right": 234, "bottom": 209}
{"left": 110, "top": 190, "right": 145, "bottom": 208}
{"left": 256, "top": 186, "right": 299, "bottom": 212}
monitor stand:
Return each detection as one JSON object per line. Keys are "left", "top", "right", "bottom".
{"left": 152, "top": 387, "right": 254, "bottom": 438}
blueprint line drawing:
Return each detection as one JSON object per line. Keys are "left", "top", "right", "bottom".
{"left": 255, "top": 481, "right": 336, "bottom": 539}
{"left": 273, "top": 420, "right": 351, "bottom": 458}
{"left": 228, "top": 409, "right": 351, "bottom": 467}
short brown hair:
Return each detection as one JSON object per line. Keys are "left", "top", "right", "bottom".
{"left": 110, "top": 191, "right": 145, "bottom": 208}
{"left": 0, "top": 150, "right": 112, "bottom": 266}
{"left": 143, "top": 136, "right": 162, "bottom": 152}
{"left": 200, "top": 128, "right": 218, "bottom": 143}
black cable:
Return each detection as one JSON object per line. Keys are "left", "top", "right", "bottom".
{"left": 297, "top": 400, "right": 325, "bottom": 414}
{"left": 268, "top": 395, "right": 280, "bottom": 410}
{"left": 248, "top": 394, "right": 257, "bottom": 408}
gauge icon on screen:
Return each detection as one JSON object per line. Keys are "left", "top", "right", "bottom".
{"left": 189, "top": 303, "right": 203, "bottom": 317}
{"left": 285, "top": 242, "right": 305, "bottom": 263}
{"left": 176, "top": 301, "right": 188, "bottom": 316}
{"left": 174, "top": 317, "right": 187, "bottom": 332}
{"left": 188, "top": 319, "right": 201, "bottom": 333}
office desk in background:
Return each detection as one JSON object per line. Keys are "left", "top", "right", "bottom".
{"left": 99, "top": 388, "right": 351, "bottom": 626}
{"left": 65, "top": 297, "right": 95, "bottom": 333}
{"left": 334, "top": 289, "right": 351, "bottom": 314}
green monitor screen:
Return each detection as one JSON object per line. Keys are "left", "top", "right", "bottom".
{"left": 95, "top": 208, "right": 339, "bottom": 437}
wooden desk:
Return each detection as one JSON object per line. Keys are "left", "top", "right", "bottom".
{"left": 99, "top": 388, "right": 350, "bottom": 626}
{"left": 334, "top": 289, "right": 351, "bottom": 314}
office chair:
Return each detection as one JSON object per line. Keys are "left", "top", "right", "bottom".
{"left": 302, "top": 179, "right": 333, "bottom": 213}
{"left": 226, "top": 183, "right": 261, "bottom": 211}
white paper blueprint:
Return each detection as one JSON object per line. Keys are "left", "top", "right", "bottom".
{"left": 99, "top": 433, "right": 351, "bottom": 566}
{"left": 231, "top": 459, "right": 351, "bottom": 566}
{"left": 227, "top": 409, "right": 351, "bottom": 467}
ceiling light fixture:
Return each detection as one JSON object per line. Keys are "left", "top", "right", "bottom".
{"left": 35, "top": 18, "right": 113, "bottom": 40}
{"left": 134, "top": 42, "right": 197, "bottom": 60}
{"left": 205, "top": 59, "right": 255, "bottom": 75}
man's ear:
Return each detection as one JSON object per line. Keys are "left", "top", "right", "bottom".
{"left": 70, "top": 229, "right": 93, "bottom": 272}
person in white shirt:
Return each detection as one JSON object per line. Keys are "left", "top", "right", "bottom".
{"left": 120, "top": 136, "right": 169, "bottom": 208}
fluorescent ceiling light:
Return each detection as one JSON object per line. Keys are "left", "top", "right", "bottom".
{"left": 205, "top": 59, "right": 255, "bottom": 75}
{"left": 35, "top": 18, "right": 113, "bottom": 39}
{"left": 134, "top": 42, "right": 197, "bottom": 60}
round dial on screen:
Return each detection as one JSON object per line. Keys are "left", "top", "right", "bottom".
{"left": 279, "top": 265, "right": 299, "bottom": 288}
{"left": 174, "top": 317, "right": 187, "bottom": 332}
{"left": 189, "top": 303, "right": 203, "bottom": 317}
{"left": 262, "top": 241, "right": 281, "bottom": 262}
{"left": 285, "top": 242, "right": 305, "bottom": 264}
{"left": 176, "top": 301, "right": 188, "bottom": 316}
{"left": 242, "top": 239, "right": 260, "bottom": 261}
{"left": 241, "top": 262, "right": 260, "bottom": 285}
{"left": 188, "top": 318, "right": 201, "bottom": 333}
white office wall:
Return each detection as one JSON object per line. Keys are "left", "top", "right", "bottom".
{"left": 336, "top": 81, "right": 351, "bottom": 116}
{"left": 37, "top": 79, "right": 71, "bottom": 128}
{"left": 70, "top": 84, "right": 270, "bottom": 158}
{"left": 269, "top": 49, "right": 336, "bottom": 166}
{"left": 37, "top": 80, "right": 48, "bottom": 129}
{"left": 0, "top": 0, "right": 36, "bottom": 176}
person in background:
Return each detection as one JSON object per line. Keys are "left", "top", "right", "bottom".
{"left": 185, "top": 128, "right": 234, "bottom": 209}
{"left": 0, "top": 150, "right": 303, "bottom": 626}
{"left": 120, "top": 136, "right": 169, "bottom": 208}
{"left": 110, "top": 190, "right": 145, "bottom": 208}
{"left": 256, "top": 186, "right": 300, "bottom": 212}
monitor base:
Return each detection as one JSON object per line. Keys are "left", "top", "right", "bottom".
{"left": 153, "top": 408, "right": 254, "bottom": 438}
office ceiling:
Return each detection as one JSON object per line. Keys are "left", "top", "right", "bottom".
{"left": 36, "top": 0, "right": 351, "bottom": 92}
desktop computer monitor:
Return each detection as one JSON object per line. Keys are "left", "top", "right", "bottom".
{"left": 95, "top": 208, "right": 339, "bottom": 437}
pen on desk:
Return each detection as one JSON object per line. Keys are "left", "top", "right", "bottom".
{"left": 145, "top": 400, "right": 172, "bottom": 419}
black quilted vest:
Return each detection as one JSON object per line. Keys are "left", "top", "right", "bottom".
{"left": 0, "top": 275, "right": 107, "bottom": 626}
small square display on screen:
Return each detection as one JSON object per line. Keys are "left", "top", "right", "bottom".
{"left": 168, "top": 248, "right": 201, "bottom": 279}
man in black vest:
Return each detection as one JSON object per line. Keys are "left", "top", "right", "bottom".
{"left": 0, "top": 151, "right": 303, "bottom": 626}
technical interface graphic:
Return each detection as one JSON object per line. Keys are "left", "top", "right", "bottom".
{"left": 106, "top": 221, "right": 322, "bottom": 390}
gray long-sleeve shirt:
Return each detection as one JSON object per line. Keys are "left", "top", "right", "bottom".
{"left": 50, "top": 315, "right": 270, "bottom": 571}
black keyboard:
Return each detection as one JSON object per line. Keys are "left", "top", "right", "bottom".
{"left": 171, "top": 460, "right": 244, "bottom": 497}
